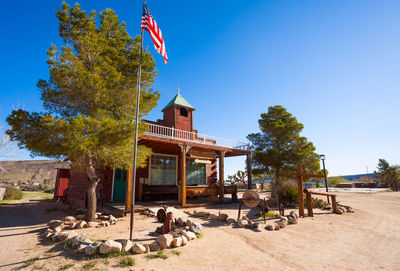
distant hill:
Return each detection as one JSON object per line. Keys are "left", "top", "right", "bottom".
{"left": 332, "top": 173, "right": 376, "bottom": 182}
{"left": 0, "top": 160, "right": 70, "bottom": 185}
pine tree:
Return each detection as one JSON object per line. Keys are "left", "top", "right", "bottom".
{"left": 247, "top": 105, "right": 320, "bottom": 182}
{"left": 7, "top": 3, "right": 160, "bottom": 221}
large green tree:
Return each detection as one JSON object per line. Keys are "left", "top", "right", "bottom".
{"left": 247, "top": 105, "right": 320, "bottom": 183}
{"left": 374, "top": 159, "right": 400, "bottom": 191}
{"left": 6, "top": 3, "right": 159, "bottom": 221}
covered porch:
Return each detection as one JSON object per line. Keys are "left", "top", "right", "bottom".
{"left": 117, "top": 123, "right": 252, "bottom": 209}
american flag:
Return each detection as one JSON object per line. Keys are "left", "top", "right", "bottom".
{"left": 141, "top": 2, "right": 168, "bottom": 64}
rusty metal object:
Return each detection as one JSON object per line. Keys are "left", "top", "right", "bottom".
{"left": 237, "top": 190, "right": 267, "bottom": 223}
{"left": 242, "top": 190, "right": 260, "bottom": 208}
{"left": 162, "top": 212, "right": 173, "bottom": 234}
{"left": 157, "top": 204, "right": 168, "bottom": 223}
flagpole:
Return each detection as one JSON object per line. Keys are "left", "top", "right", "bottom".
{"left": 130, "top": 3, "right": 145, "bottom": 241}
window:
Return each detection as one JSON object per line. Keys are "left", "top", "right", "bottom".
{"left": 180, "top": 107, "right": 188, "bottom": 117}
{"left": 186, "top": 158, "right": 206, "bottom": 186}
{"left": 150, "top": 155, "right": 177, "bottom": 185}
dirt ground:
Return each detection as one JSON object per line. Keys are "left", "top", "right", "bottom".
{"left": 1, "top": 191, "right": 399, "bottom": 271}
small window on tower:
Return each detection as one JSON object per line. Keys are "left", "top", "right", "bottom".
{"left": 180, "top": 107, "right": 188, "bottom": 117}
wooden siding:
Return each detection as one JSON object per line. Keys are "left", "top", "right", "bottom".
{"left": 66, "top": 168, "right": 113, "bottom": 210}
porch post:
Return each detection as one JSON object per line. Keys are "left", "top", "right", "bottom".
{"left": 219, "top": 151, "right": 225, "bottom": 203}
{"left": 246, "top": 153, "right": 252, "bottom": 190}
{"left": 125, "top": 169, "right": 133, "bottom": 211}
{"left": 179, "top": 145, "right": 187, "bottom": 207}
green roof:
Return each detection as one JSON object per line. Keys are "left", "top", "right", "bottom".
{"left": 162, "top": 93, "right": 195, "bottom": 111}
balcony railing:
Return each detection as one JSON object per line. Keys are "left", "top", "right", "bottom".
{"left": 143, "top": 123, "right": 250, "bottom": 151}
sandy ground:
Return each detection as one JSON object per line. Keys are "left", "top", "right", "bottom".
{"left": 0, "top": 192, "right": 399, "bottom": 271}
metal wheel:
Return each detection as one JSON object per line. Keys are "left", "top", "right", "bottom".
{"left": 242, "top": 190, "right": 260, "bottom": 208}
{"left": 157, "top": 208, "right": 166, "bottom": 223}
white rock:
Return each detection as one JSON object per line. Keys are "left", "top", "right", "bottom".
{"left": 65, "top": 231, "right": 79, "bottom": 245}
{"left": 72, "top": 234, "right": 90, "bottom": 248}
{"left": 172, "top": 237, "right": 182, "bottom": 247}
{"left": 189, "top": 222, "right": 203, "bottom": 234}
{"left": 121, "top": 239, "right": 133, "bottom": 252}
{"left": 77, "top": 214, "right": 85, "bottom": 220}
{"left": 77, "top": 221, "right": 87, "bottom": 229}
{"left": 157, "top": 234, "right": 174, "bottom": 249}
{"left": 132, "top": 243, "right": 146, "bottom": 254}
{"left": 274, "top": 224, "right": 280, "bottom": 231}
{"left": 143, "top": 244, "right": 150, "bottom": 253}
{"left": 288, "top": 217, "right": 298, "bottom": 224}
{"left": 85, "top": 242, "right": 101, "bottom": 256}
{"left": 280, "top": 216, "right": 288, "bottom": 222}
{"left": 99, "top": 240, "right": 122, "bottom": 254}
{"left": 183, "top": 231, "right": 196, "bottom": 240}
{"left": 63, "top": 216, "right": 76, "bottom": 222}
{"left": 54, "top": 226, "right": 62, "bottom": 233}
{"left": 181, "top": 235, "right": 188, "bottom": 246}
{"left": 289, "top": 211, "right": 299, "bottom": 219}
{"left": 227, "top": 218, "right": 236, "bottom": 224}
{"left": 109, "top": 215, "right": 116, "bottom": 221}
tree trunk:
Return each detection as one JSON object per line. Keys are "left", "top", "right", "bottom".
{"left": 275, "top": 168, "right": 280, "bottom": 183}
{"left": 85, "top": 177, "right": 100, "bottom": 222}
{"left": 84, "top": 154, "right": 100, "bottom": 222}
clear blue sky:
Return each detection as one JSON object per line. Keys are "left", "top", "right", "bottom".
{"left": 1, "top": 0, "right": 399, "bottom": 176}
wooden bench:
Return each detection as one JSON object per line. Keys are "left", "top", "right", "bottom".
{"left": 142, "top": 185, "right": 178, "bottom": 201}
{"left": 303, "top": 188, "right": 338, "bottom": 216}
{"left": 186, "top": 185, "right": 237, "bottom": 202}
{"left": 141, "top": 185, "right": 237, "bottom": 202}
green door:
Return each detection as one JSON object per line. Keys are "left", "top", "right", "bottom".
{"left": 113, "top": 169, "right": 126, "bottom": 201}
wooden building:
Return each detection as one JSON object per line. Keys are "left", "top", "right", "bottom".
{"left": 58, "top": 93, "right": 251, "bottom": 210}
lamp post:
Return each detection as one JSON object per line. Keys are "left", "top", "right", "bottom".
{"left": 320, "top": 154, "right": 330, "bottom": 204}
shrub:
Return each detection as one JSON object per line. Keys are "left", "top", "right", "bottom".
{"left": 195, "top": 233, "right": 203, "bottom": 239}
{"left": 82, "top": 262, "right": 96, "bottom": 270}
{"left": 311, "top": 197, "right": 329, "bottom": 209}
{"left": 271, "top": 180, "right": 298, "bottom": 207}
{"left": 120, "top": 256, "right": 135, "bottom": 267}
{"left": 4, "top": 185, "right": 23, "bottom": 200}
{"left": 156, "top": 249, "right": 168, "bottom": 260}
{"left": 256, "top": 211, "right": 280, "bottom": 218}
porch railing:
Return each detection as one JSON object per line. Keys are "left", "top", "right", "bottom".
{"left": 143, "top": 123, "right": 249, "bottom": 151}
